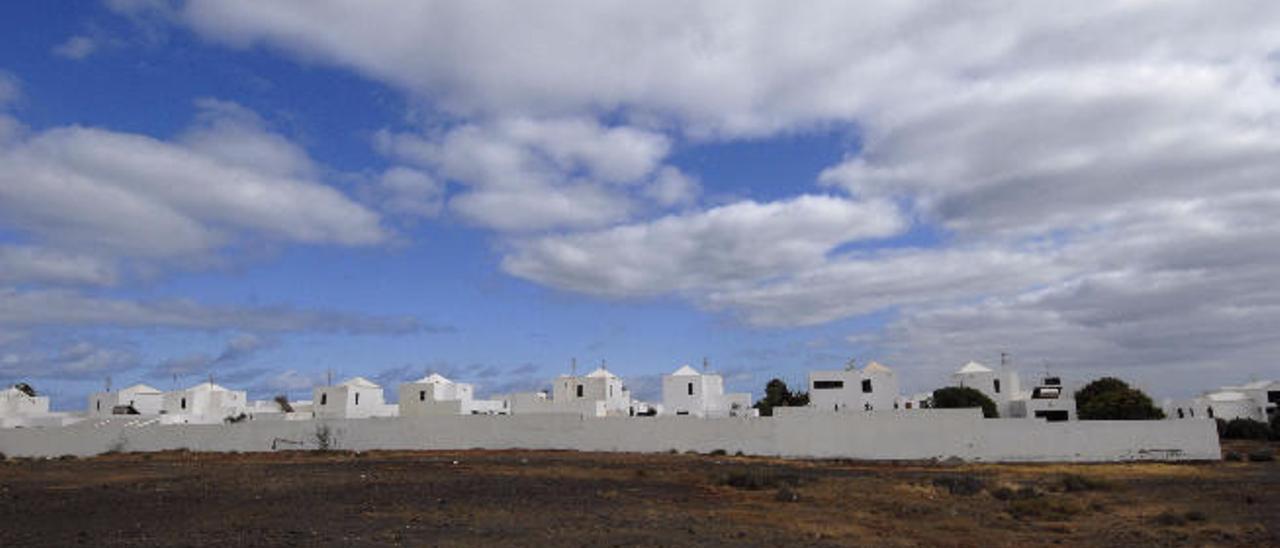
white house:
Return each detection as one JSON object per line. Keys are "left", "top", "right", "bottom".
{"left": 159, "top": 382, "right": 248, "bottom": 424}
{"left": 661, "top": 365, "right": 753, "bottom": 418}
{"left": 952, "top": 360, "right": 1028, "bottom": 417}
{"left": 1007, "top": 376, "right": 1075, "bottom": 422}
{"left": 552, "top": 367, "right": 635, "bottom": 417}
{"left": 398, "top": 373, "right": 507, "bottom": 416}
{"left": 89, "top": 383, "right": 164, "bottom": 417}
{"left": 313, "top": 377, "right": 396, "bottom": 419}
{"left": 1165, "top": 380, "right": 1278, "bottom": 422}
{"left": 808, "top": 361, "right": 902, "bottom": 412}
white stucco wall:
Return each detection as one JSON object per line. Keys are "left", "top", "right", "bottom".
{"left": 0, "top": 410, "right": 1220, "bottom": 462}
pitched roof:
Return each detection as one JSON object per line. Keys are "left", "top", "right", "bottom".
{"left": 670, "top": 365, "right": 701, "bottom": 376}
{"left": 862, "top": 361, "right": 893, "bottom": 374}
{"left": 340, "top": 376, "right": 380, "bottom": 388}
{"left": 121, "top": 383, "right": 160, "bottom": 394}
{"left": 585, "top": 367, "right": 616, "bottom": 379}
{"left": 955, "top": 361, "right": 993, "bottom": 374}
{"left": 415, "top": 373, "right": 452, "bottom": 384}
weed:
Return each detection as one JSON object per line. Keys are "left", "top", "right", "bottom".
{"left": 1008, "top": 497, "right": 1085, "bottom": 521}
{"left": 932, "top": 475, "right": 985, "bottom": 496}
{"left": 1184, "top": 510, "right": 1208, "bottom": 522}
{"left": 1060, "top": 473, "right": 1110, "bottom": 492}
{"left": 991, "top": 485, "right": 1040, "bottom": 501}
{"left": 715, "top": 467, "right": 801, "bottom": 490}
{"left": 1224, "top": 451, "right": 1244, "bottom": 462}
{"left": 775, "top": 487, "right": 801, "bottom": 502}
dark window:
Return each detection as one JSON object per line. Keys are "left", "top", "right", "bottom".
{"left": 1177, "top": 408, "right": 1184, "bottom": 419}
{"left": 676, "top": 410, "right": 689, "bottom": 416}
{"left": 1043, "top": 377, "right": 1062, "bottom": 386}
{"left": 813, "top": 380, "right": 844, "bottom": 390}
{"left": 576, "top": 385, "right": 584, "bottom": 398}
{"left": 321, "top": 393, "right": 327, "bottom": 406}
{"left": 894, "top": 402, "right": 899, "bottom": 409}
{"left": 419, "top": 390, "right": 426, "bottom": 401}
{"left": 96, "top": 400, "right": 101, "bottom": 411}
{"left": 687, "top": 382, "right": 694, "bottom": 395}
{"left": 355, "top": 393, "right": 360, "bottom": 405}
{"left": 1268, "top": 391, "right": 1280, "bottom": 404}
{"left": 905, "top": 402, "right": 913, "bottom": 409}
{"left": 994, "top": 379, "right": 1001, "bottom": 393}
{"left": 180, "top": 397, "right": 186, "bottom": 410}
{"left": 861, "top": 379, "right": 873, "bottom": 393}
{"left": 1034, "top": 410, "right": 1070, "bottom": 422}
{"left": 1207, "top": 406, "right": 1214, "bottom": 419}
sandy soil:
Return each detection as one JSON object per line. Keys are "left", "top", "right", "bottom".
{"left": 0, "top": 442, "right": 1276, "bottom": 547}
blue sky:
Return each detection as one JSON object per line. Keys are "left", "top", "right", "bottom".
{"left": 3, "top": 2, "right": 1279, "bottom": 410}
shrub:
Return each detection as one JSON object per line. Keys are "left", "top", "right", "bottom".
{"left": 709, "top": 449, "right": 727, "bottom": 456}
{"left": 931, "top": 386, "right": 999, "bottom": 418}
{"left": 1246, "top": 449, "right": 1275, "bottom": 462}
{"left": 314, "top": 424, "right": 333, "bottom": 451}
{"left": 932, "top": 475, "right": 985, "bottom": 496}
{"left": 715, "top": 467, "right": 801, "bottom": 490}
{"left": 1224, "top": 451, "right": 1244, "bottom": 462}
{"left": 1153, "top": 511, "right": 1186, "bottom": 527}
{"left": 991, "top": 485, "right": 1040, "bottom": 501}
{"left": 1075, "top": 377, "right": 1164, "bottom": 420}
{"left": 1008, "top": 497, "right": 1085, "bottom": 521}
{"left": 1059, "top": 474, "right": 1109, "bottom": 492}
{"left": 753, "top": 379, "right": 809, "bottom": 417}
{"left": 1219, "top": 418, "right": 1272, "bottom": 440}
{"left": 774, "top": 487, "right": 801, "bottom": 502}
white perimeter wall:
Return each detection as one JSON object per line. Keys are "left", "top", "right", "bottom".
{"left": 0, "top": 410, "right": 1219, "bottom": 462}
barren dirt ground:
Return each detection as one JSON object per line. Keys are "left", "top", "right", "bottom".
{"left": 1, "top": 442, "right": 1277, "bottom": 547}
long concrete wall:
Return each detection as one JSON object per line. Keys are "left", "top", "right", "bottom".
{"left": 0, "top": 411, "right": 1220, "bottom": 462}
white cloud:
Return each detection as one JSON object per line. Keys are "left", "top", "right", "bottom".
{"left": 0, "top": 99, "right": 387, "bottom": 269}
{"left": 151, "top": 333, "right": 274, "bottom": 377}
{"left": 503, "top": 195, "right": 906, "bottom": 297}
{"left": 371, "top": 166, "right": 443, "bottom": 218}
{"left": 0, "top": 245, "right": 117, "bottom": 286}
{"left": 0, "top": 340, "right": 138, "bottom": 381}
{"left": 52, "top": 36, "right": 98, "bottom": 60}
{"left": 0, "top": 288, "right": 428, "bottom": 334}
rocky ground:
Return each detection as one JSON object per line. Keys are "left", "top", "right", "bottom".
{"left": 0, "top": 441, "right": 1276, "bottom": 547}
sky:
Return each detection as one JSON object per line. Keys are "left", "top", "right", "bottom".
{"left": 2, "top": 1, "right": 1279, "bottom": 410}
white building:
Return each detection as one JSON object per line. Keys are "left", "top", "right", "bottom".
{"left": 160, "top": 382, "right": 248, "bottom": 424}
{"left": 89, "top": 383, "right": 163, "bottom": 416}
{"left": 808, "top": 361, "right": 902, "bottom": 412}
{"left": 1007, "top": 376, "right": 1075, "bottom": 422}
{"left": 952, "top": 360, "right": 1029, "bottom": 417}
{"left": 398, "top": 373, "right": 507, "bottom": 416}
{"left": 661, "top": 365, "right": 753, "bottom": 417}
{"left": 313, "top": 377, "right": 396, "bottom": 419}
{"left": 506, "top": 367, "right": 642, "bottom": 417}
{"left": 1166, "top": 380, "right": 1278, "bottom": 422}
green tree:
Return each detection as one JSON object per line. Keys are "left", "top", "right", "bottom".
{"left": 1074, "top": 377, "right": 1165, "bottom": 420}
{"left": 754, "top": 378, "right": 808, "bottom": 417}
{"left": 931, "top": 386, "right": 999, "bottom": 418}
{"left": 1218, "top": 418, "right": 1272, "bottom": 440}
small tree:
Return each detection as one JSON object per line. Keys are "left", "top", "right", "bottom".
{"left": 931, "top": 386, "right": 999, "bottom": 418}
{"left": 1219, "top": 418, "right": 1272, "bottom": 440}
{"left": 753, "top": 378, "right": 808, "bottom": 417}
{"left": 1074, "top": 377, "right": 1164, "bottom": 420}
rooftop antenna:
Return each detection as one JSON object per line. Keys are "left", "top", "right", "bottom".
{"left": 172, "top": 373, "right": 178, "bottom": 390}
{"left": 844, "top": 357, "right": 857, "bottom": 372}
{"left": 601, "top": 359, "right": 607, "bottom": 371}
{"left": 1000, "top": 352, "right": 1010, "bottom": 369}
{"left": 571, "top": 357, "right": 577, "bottom": 376}
{"left": 208, "top": 372, "right": 214, "bottom": 386}
{"left": 702, "top": 357, "right": 709, "bottom": 373}
{"left": 104, "top": 376, "right": 112, "bottom": 393}
{"left": 327, "top": 368, "right": 333, "bottom": 387}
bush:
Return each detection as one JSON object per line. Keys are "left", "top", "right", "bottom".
{"left": 715, "top": 467, "right": 801, "bottom": 490}
{"left": 1059, "top": 474, "right": 1110, "bottom": 492}
{"left": 1153, "top": 511, "right": 1187, "bottom": 526}
{"left": 1246, "top": 449, "right": 1275, "bottom": 462}
{"left": 709, "top": 449, "right": 727, "bottom": 456}
{"left": 1075, "top": 377, "right": 1164, "bottom": 420}
{"left": 753, "top": 379, "right": 809, "bottom": 417}
{"left": 1008, "top": 497, "right": 1085, "bottom": 521}
{"left": 1219, "top": 418, "right": 1272, "bottom": 440}
{"left": 1224, "top": 451, "right": 1244, "bottom": 462}
{"left": 932, "top": 475, "right": 985, "bottom": 496}
{"left": 931, "top": 386, "right": 999, "bottom": 418}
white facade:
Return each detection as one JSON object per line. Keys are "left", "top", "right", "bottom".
{"left": 551, "top": 367, "right": 634, "bottom": 417}
{"left": 313, "top": 377, "right": 396, "bottom": 419}
{"left": 661, "top": 365, "right": 753, "bottom": 418}
{"left": 399, "top": 374, "right": 508, "bottom": 417}
{"left": 809, "top": 361, "right": 902, "bottom": 412}
{"left": 1007, "top": 377, "right": 1075, "bottom": 421}
{"left": 89, "top": 383, "right": 164, "bottom": 417}
{"left": 1165, "top": 380, "right": 1278, "bottom": 422}
{"left": 159, "top": 382, "right": 248, "bottom": 424}
{"left": 951, "top": 361, "right": 1028, "bottom": 417}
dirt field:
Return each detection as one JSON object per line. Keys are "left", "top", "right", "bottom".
{"left": 1, "top": 442, "right": 1276, "bottom": 547}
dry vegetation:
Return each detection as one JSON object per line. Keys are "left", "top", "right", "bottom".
{"left": 0, "top": 442, "right": 1276, "bottom": 547}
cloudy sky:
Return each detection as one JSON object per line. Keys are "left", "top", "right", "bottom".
{"left": 2, "top": 1, "right": 1278, "bottom": 409}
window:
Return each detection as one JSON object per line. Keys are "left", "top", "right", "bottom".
{"left": 687, "top": 382, "right": 694, "bottom": 395}
{"left": 419, "top": 390, "right": 426, "bottom": 401}
{"left": 813, "top": 380, "right": 844, "bottom": 390}
{"left": 1177, "top": 408, "right": 1184, "bottom": 419}
{"left": 676, "top": 410, "right": 689, "bottom": 416}
{"left": 994, "top": 379, "right": 1001, "bottom": 394}
{"left": 1207, "top": 406, "right": 1214, "bottom": 419}
{"left": 96, "top": 400, "right": 101, "bottom": 411}
{"left": 1034, "top": 410, "right": 1069, "bottom": 422}
{"left": 894, "top": 402, "right": 899, "bottom": 410}
{"left": 576, "top": 385, "right": 584, "bottom": 398}
{"left": 321, "top": 393, "right": 327, "bottom": 406}
{"left": 355, "top": 393, "right": 360, "bottom": 405}
{"left": 1044, "top": 377, "right": 1062, "bottom": 386}
{"left": 861, "top": 379, "right": 873, "bottom": 393}
{"left": 180, "top": 397, "right": 186, "bottom": 410}
{"left": 905, "top": 402, "right": 913, "bottom": 409}
{"left": 609, "top": 385, "right": 613, "bottom": 397}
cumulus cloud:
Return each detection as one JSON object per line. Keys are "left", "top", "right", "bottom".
{"left": 503, "top": 195, "right": 905, "bottom": 297}
{"left": 0, "top": 340, "right": 138, "bottom": 381}
{"left": 52, "top": 36, "right": 98, "bottom": 60}
{"left": 0, "top": 99, "right": 386, "bottom": 273}
{"left": 0, "top": 245, "right": 117, "bottom": 286}
{"left": 0, "top": 288, "right": 430, "bottom": 335}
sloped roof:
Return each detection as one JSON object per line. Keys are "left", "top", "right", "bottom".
{"left": 670, "top": 365, "right": 701, "bottom": 376}
{"left": 1206, "top": 390, "right": 1248, "bottom": 402}
{"left": 341, "top": 376, "right": 380, "bottom": 388}
{"left": 585, "top": 367, "right": 616, "bottom": 379}
{"left": 121, "top": 383, "right": 161, "bottom": 394}
{"left": 955, "top": 361, "right": 993, "bottom": 374}
{"left": 863, "top": 361, "right": 893, "bottom": 374}
{"left": 415, "top": 373, "right": 452, "bottom": 384}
